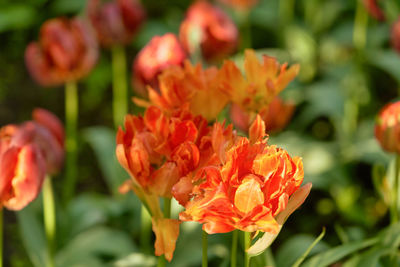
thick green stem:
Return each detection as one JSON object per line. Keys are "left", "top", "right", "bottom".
{"left": 63, "top": 81, "right": 78, "bottom": 203}
{"left": 391, "top": 155, "right": 400, "bottom": 224}
{"left": 279, "top": 0, "right": 296, "bottom": 27}
{"left": 112, "top": 45, "right": 128, "bottom": 129}
{"left": 202, "top": 231, "right": 208, "bottom": 267}
{"left": 244, "top": 232, "right": 251, "bottom": 267}
{"left": 238, "top": 10, "right": 252, "bottom": 51}
{"left": 43, "top": 176, "right": 55, "bottom": 267}
{"left": 231, "top": 230, "right": 238, "bottom": 267}
{"left": 141, "top": 206, "right": 151, "bottom": 254}
{"left": 353, "top": 0, "right": 368, "bottom": 51}
{"left": 0, "top": 209, "right": 2, "bottom": 267}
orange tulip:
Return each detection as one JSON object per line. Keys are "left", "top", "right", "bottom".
{"left": 88, "top": 0, "right": 146, "bottom": 47}
{"left": 219, "top": 50, "right": 299, "bottom": 114}
{"left": 132, "top": 33, "right": 187, "bottom": 95}
{"left": 179, "top": 1, "right": 238, "bottom": 61}
{"left": 363, "top": 0, "right": 385, "bottom": 21}
{"left": 218, "top": 0, "right": 258, "bottom": 10}
{"left": 116, "top": 106, "right": 212, "bottom": 261}
{"left": 230, "top": 97, "right": 295, "bottom": 134}
{"left": 25, "top": 17, "right": 98, "bottom": 87}
{"left": 134, "top": 60, "right": 231, "bottom": 121}
{"left": 0, "top": 125, "right": 46, "bottom": 211}
{"left": 179, "top": 116, "right": 306, "bottom": 234}
{"left": 375, "top": 101, "right": 400, "bottom": 154}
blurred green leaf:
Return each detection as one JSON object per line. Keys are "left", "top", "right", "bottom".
{"left": 17, "top": 204, "right": 47, "bottom": 267}
{"left": 276, "top": 233, "right": 329, "bottom": 267}
{"left": 113, "top": 253, "right": 157, "bottom": 267}
{"left": 0, "top": 5, "right": 36, "bottom": 32}
{"left": 50, "top": 0, "right": 86, "bottom": 14}
{"left": 83, "top": 126, "right": 127, "bottom": 195}
{"left": 292, "top": 228, "right": 326, "bottom": 267}
{"left": 55, "top": 226, "right": 136, "bottom": 267}
{"left": 302, "top": 237, "right": 378, "bottom": 267}
{"left": 366, "top": 50, "right": 400, "bottom": 84}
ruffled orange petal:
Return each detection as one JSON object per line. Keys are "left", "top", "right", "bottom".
{"left": 152, "top": 218, "right": 181, "bottom": 262}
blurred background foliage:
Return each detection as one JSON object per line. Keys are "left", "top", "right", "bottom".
{"left": 2, "top": 0, "right": 400, "bottom": 266}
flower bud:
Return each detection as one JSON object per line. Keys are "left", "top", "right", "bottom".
{"left": 180, "top": 1, "right": 238, "bottom": 61}
{"left": 25, "top": 17, "right": 98, "bottom": 86}
{"left": 132, "top": 33, "right": 187, "bottom": 95}
{"left": 88, "top": 0, "right": 146, "bottom": 47}
{"left": 375, "top": 101, "right": 400, "bottom": 153}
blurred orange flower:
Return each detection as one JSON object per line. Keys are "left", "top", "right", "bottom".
{"left": 132, "top": 33, "right": 187, "bottom": 95}
{"left": 363, "top": 0, "right": 385, "bottom": 21}
{"left": 179, "top": 116, "right": 306, "bottom": 234}
{"left": 375, "top": 101, "right": 400, "bottom": 154}
{"left": 25, "top": 17, "right": 98, "bottom": 87}
{"left": 135, "top": 60, "right": 231, "bottom": 121}
{"left": 0, "top": 109, "right": 63, "bottom": 211}
{"left": 219, "top": 50, "right": 299, "bottom": 114}
{"left": 230, "top": 97, "right": 295, "bottom": 133}
{"left": 179, "top": 1, "right": 238, "bottom": 61}
{"left": 218, "top": 0, "right": 258, "bottom": 10}
{"left": 88, "top": 0, "right": 146, "bottom": 47}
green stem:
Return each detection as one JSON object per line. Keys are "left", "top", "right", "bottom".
{"left": 244, "top": 232, "right": 251, "bottom": 267}
{"left": 231, "top": 230, "right": 238, "bottom": 267}
{"left": 238, "top": 10, "right": 252, "bottom": 51}
{"left": 353, "top": 0, "right": 368, "bottom": 51}
{"left": 202, "top": 230, "right": 208, "bottom": 267}
{"left": 265, "top": 248, "right": 275, "bottom": 266}
{"left": 141, "top": 206, "right": 151, "bottom": 254}
{"left": 279, "top": 0, "right": 296, "bottom": 27}
{"left": 43, "top": 176, "right": 55, "bottom": 267}
{"left": 112, "top": 45, "right": 128, "bottom": 129}
{"left": 0, "top": 209, "right": 2, "bottom": 267}
{"left": 63, "top": 80, "right": 78, "bottom": 203}
{"left": 391, "top": 155, "right": 400, "bottom": 224}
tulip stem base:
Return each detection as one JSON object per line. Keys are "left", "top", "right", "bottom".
{"left": 231, "top": 230, "right": 238, "bottom": 267}
{"left": 244, "top": 231, "right": 251, "bottom": 267}
{"left": 112, "top": 45, "right": 128, "bottom": 129}
{"left": 64, "top": 80, "right": 78, "bottom": 203}
{"left": 202, "top": 230, "right": 208, "bottom": 267}
{"left": 43, "top": 176, "right": 55, "bottom": 267}
{"left": 141, "top": 206, "right": 151, "bottom": 254}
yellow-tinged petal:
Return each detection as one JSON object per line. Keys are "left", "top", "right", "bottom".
{"left": 152, "top": 218, "right": 181, "bottom": 262}
{"left": 234, "top": 174, "right": 264, "bottom": 213}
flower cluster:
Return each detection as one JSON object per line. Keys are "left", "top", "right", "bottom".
{"left": 0, "top": 109, "right": 64, "bottom": 210}
{"left": 119, "top": 48, "right": 307, "bottom": 260}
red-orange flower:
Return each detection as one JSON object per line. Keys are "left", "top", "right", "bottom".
{"left": 134, "top": 60, "right": 231, "bottom": 121}
{"left": 88, "top": 0, "right": 146, "bottom": 47}
{"left": 132, "top": 33, "right": 187, "bottom": 95}
{"left": 219, "top": 50, "right": 300, "bottom": 114}
{"left": 230, "top": 97, "right": 295, "bottom": 133}
{"left": 375, "top": 101, "right": 400, "bottom": 153}
{"left": 218, "top": 0, "right": 258, "bottom": 10}
{"left": 391, "top": 18, "right": 400, "bottom": 54}
{"left": 116, "top": 106, "right": 212, "bottom": 261}
{"left": 179, "top": 1, "right": 238, "bottom": 61}
{"left": 179, "top": 117, "right": 306, "bottom": 234}
{"left": 25, "top": 17, "right": 98, "bottom": 87}
{"left": 363, "top": 0, "right": 385, "bottom": 21}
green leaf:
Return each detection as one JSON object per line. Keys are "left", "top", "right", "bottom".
{"left": 113, "top": 253, "right": 157, "bottom": 267}
{"left": 55, "top": 226, "right": 136, "bottom": 267}
{"left": 366, "top": 50, "right": 400, "bottom": 84}
{"left": 276, "top": 233, "right": 329, "bottom": 267}
{"left": 83, "top": 127, "right": 127, "bottom": 195}
{"left": 292, "top": 228, "right": 326, "bottom": 267}
{"left": 17, "top": 204, "right": 47, "bottom": 267}
{"left": 0, "top": 5, "right": 36, "bottom": 32}
{"left": 301, "top": 237, "right": 378, "bottom": 267}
